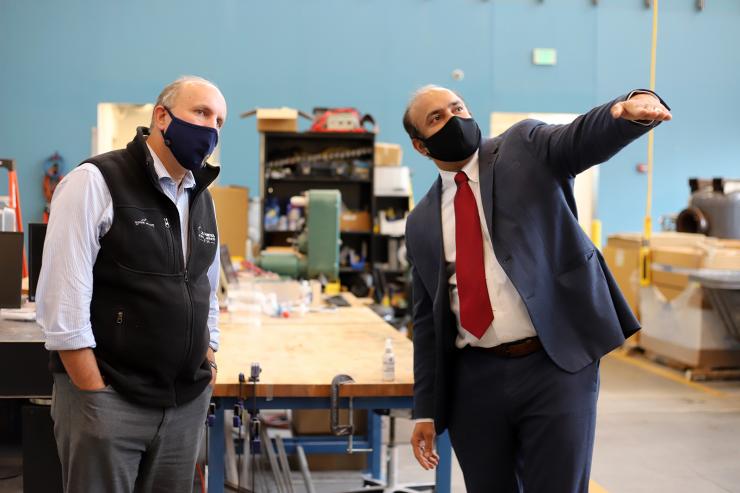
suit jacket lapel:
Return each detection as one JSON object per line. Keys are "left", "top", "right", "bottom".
{"left": 479, "top": 138, "right": 500, "bottom": 242}
{"left": 408, "top": 176, "right": 445, "bottom": 302}
{"left": 426, "top": 177, "right": 456, "bottom": 342}
{"left": 427, "top": 177, "right": 443, "bottom": 300}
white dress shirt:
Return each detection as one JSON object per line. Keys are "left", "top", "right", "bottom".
{"left": 439, "top": 151, "right": 537, "bottom": 348}
{"left": 37, "top": 143, "right": 221, "bottom": 352}
{"left": 414, "top": 152, "right": 538, "bottom": 425}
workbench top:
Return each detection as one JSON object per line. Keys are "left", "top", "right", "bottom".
{"left": 214, "top": 294, "right": 414, "bottom": 399}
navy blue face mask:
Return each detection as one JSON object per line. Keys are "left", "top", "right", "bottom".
{"left": 162, "top": 107, "right": 219, "bottom": 172}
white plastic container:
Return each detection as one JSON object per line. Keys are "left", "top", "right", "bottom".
{"left": 382, "top": 338, "right": 395, "bottom": 382}
{"left": 0, "top": 202, "right": 17, "bottom": 232}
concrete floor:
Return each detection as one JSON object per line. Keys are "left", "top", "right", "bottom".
{"left": 2, "top": 351, "right": 739, "bottom": 492}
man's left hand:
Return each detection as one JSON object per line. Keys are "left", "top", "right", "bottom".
{"left": 611, "top": 93, "right": 672, "bottom": 122}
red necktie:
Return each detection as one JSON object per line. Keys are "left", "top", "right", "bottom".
{"left": 454, "top": 171, "right": 494, "bottom": 339}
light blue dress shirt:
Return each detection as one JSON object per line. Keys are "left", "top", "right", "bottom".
{"left": 37, "top": 143, "right": 221, "bottom": 352}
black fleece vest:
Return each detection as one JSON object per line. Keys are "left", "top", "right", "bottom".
{"left": 51, "top": 127, "right": 220, "bottom": 407}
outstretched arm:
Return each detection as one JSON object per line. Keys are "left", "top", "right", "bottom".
{"left": 524, "top": 90, "right": 671, "bottom": 178}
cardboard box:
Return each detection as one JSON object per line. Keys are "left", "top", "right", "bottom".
{"left": 291, "top": 409, "right": 368, "bottom": 470}
{"left": 651, "top": 246, "right": 704, "bottom": 301}
{"left": 703, "top": 243, "right": 740, "bottom": 270}
{"left": 603, "top": 234, "right": 642, "bottom": 319}
{"left": 340, "top": 211, "right": 372, "bottom": 232}
{"left": 651, "top": 246, "right": 704, "bottom": 270}
{"left": 374, "top": 142, "right": 403, "bottom": 166}
{"left": 649, "top": 232, "right": 708, "bottom": 249}
{"left": 210, "top": 185, "right": 249, "bottom": 258}
{"left": 640, "top": 283, "right": 740, "bottom": 368}
{"left": 292, "top": 409, "right": 367, "bottom": 435}
{"left": 604, "top": 232, "right": 740, "bottom": 350}
{"left": 639, "top": 235, "right": 740, "bottom": 367}
{"left": 605, "top": 233, "right": 740, "bottom": 306}
{"left": 707, "top": 238, "right": 740, "bottom": 250}
{"left": 256, "top": 108, "right": 298, "bottom": 132}
{"left": 304, "top": 453, "right": 367, "bottom": 471}
{"left": 650, "top": 244, "right": 739, "bottom": 301}
{"left": 289, "top": 450, "right": 367, "bottom": 471}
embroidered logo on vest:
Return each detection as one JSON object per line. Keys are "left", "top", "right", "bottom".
{"left": 197, "top": 225, "right": 216, "bottom": 245}
{"left": 134, "top": 218, "right": 155, "bottom": 228}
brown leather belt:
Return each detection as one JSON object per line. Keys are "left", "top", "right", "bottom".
{"left": 468, "top": 336, "right": 543, "bottom": 358}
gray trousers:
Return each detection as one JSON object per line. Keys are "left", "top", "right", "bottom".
{"left": 50, "top": 373, "right": 212, "bottom": 493}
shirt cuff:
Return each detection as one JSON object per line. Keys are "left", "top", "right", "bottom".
{"left": 414, "top": 418, "right": 435, "bottom": 424}
{"left": 43, "top": 326, "right": 97, "bottom": 351}
{"left": 208, "top": 324, "right": 219, "bottom": 352}
{"left": 208, "top": 311, "right": 219, "bottom": 352}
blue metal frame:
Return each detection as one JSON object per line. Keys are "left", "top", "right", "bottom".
{"left": 207, "top": 396, "right": 452, "bottom": 492}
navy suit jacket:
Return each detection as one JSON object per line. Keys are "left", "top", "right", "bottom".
{"left": 405, "top": 94, "right": 663, "bottom": 433}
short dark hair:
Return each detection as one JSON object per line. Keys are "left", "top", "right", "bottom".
{"left": 402, "top": 104, "right": 424, "bottom": 141}
{"left": 402, "top": 85, "right": 466, "bottom": 141}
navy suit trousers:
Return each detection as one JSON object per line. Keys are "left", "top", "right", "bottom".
{"left": 447, "top": 348, "right": 600, "bottom": 493}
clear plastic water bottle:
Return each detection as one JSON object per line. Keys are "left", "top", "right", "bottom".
{"left": 382, "top": 338, "right": 395, "bottom": 382}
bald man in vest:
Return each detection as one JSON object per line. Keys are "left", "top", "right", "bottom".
{"left": 38, "top": 75, "right": 226, "bottom": 492}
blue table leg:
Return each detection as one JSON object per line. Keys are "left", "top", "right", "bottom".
{"left": 367, "top": 411, "right": 383, "bottom": 481}
{"left": 435, "top": 431, "right": 452, "bottom": 493}
{"left": 208, "top": 400, "right": 226, "bottom": 493}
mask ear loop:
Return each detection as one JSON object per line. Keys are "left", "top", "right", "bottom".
{"left": 160, "top": 106, "right": 173, "bottom": 146}
{"left": 162, "top": 106, "right": 220, "bottom": 136}
{"left": 412, "top": 130, "right": 431, "bottom": 157}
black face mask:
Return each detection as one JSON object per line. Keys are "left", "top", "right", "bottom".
{"left": 420, "top": 116, "right": 481, "bottom": 162}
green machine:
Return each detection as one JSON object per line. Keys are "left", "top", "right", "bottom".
{"left": 258, "top": 189, "right": 340, "bottom": 280}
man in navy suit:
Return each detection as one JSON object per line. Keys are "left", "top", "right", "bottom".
{"left": 402, "top": 85, "right": 671, "bottom": 492}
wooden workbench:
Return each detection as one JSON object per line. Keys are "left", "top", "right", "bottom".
{"left": 209, "top": 289, "right": 452, "bottom": 493}
{"left": 214, "top": 299, "right": 414, "bottom": 399}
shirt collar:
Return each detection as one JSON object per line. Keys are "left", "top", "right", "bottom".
{"left": 439, "top": 150, "right": 480, "bottom": 191}
{"left": 146, "top": 143, "right": 196, "bottom": 190}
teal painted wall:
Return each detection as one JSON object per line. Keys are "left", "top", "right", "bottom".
{"left": 1, "top": 0, "right": 738, "bottom": 238}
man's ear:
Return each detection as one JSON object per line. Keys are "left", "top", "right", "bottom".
{"left": 153, "top": 105, "right": 169, "bottom": 133}
{"left": 412, "top": 138, "right": 430, "bottom": 157}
